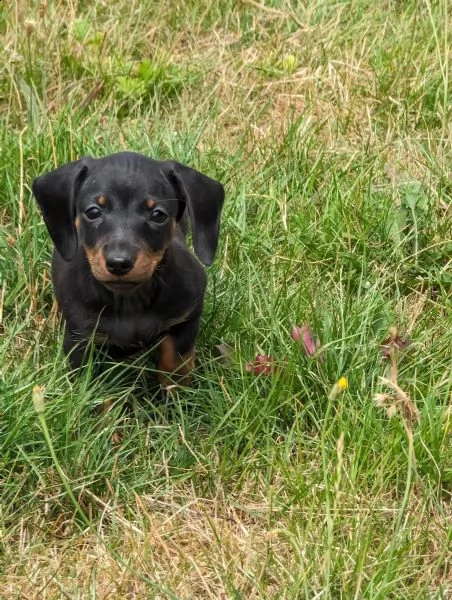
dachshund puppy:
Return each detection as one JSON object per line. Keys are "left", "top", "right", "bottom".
{"left": 32, "top": 152, "right": 224, "bottom": 384}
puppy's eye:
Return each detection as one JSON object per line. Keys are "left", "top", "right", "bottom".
{"left": 84, "top": 206, "right": 102, "bottom": 220}
{"left": 149, "top": 208, "right": 168, "bottom": 224}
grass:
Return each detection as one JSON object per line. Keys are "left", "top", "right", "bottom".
{"left": 1, "top": 0, "right": 451, "bottom": 597}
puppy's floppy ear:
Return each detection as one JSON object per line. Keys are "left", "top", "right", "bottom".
{"left": 32, "top": 158, "right": 91, "bottom": 261}
{"left": 162, "top": 161, "right": 225, "bottom": 266}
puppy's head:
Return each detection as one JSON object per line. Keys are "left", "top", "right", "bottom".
{"left": 32, "top": 152, "right": 225, "bottom": 293}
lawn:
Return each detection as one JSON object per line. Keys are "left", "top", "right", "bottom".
{"left": 0, "top": 0, "right": 451, "bottom": 598}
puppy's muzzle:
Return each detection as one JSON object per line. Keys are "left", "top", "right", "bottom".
{"left": 103, "top": 242, "right": 137, "bottom": 276}
{"left": 84, "top": 240, "right": 164, "bottom": 292}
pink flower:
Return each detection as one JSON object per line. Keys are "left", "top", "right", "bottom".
{"left": 291, "top": 324, "right": 322, "bottom": 359}
{"left": 245, "top": 354, "right": 278, "bottom": 375}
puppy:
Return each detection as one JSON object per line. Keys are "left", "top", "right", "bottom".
{"left": 32, "top": 152, "right": 224, "bottom": 383}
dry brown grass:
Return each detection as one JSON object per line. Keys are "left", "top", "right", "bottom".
{"left": 2, "top": 482, "right": 451, "bottom": 599}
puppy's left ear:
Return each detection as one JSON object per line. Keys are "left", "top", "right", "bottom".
{"left": 32, "top": 158, "right": 91, "bottom": 261}
{"left": 162, "top": 162, "right": 225, "bottom": 266}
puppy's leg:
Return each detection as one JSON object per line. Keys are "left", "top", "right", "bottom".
{"left": 157, "top": 314, "right": 201, "bottom": 387}
{"left": 63, "top": 328, "right": 91, "bottom": 370}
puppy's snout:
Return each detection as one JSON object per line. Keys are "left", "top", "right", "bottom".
{"left": 104, "top": 246, "right": 135, "bottom": 276}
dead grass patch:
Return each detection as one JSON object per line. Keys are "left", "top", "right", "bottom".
{"left": 2, "top": 480, "right": 451, "bottom": 599}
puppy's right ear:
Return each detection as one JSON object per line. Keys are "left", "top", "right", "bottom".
{"left": 32, "top": 158, "right": 91, "bottom": 261}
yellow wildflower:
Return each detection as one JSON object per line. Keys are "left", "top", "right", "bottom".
{"left": 329, "top": 376, "right": 348, "bottom": 400}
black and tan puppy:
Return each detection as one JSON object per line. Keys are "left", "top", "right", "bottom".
{"left": 32, "top": 152, "right": 224, "bottom": 384}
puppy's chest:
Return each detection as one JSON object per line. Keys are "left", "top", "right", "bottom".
{"left": 96, "top": 310, "right": 163, "bottom": 349}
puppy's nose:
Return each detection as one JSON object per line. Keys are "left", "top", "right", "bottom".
{"left": 105, "top": 255, "right": 133, "bottom": 276}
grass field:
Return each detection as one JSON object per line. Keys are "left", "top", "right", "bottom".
{"left": 1, "top": 0, "right": 451, "bottom": 597}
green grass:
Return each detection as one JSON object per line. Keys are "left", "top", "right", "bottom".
{"left": 1, "top": 0, "right": 451, "bottom": 597}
